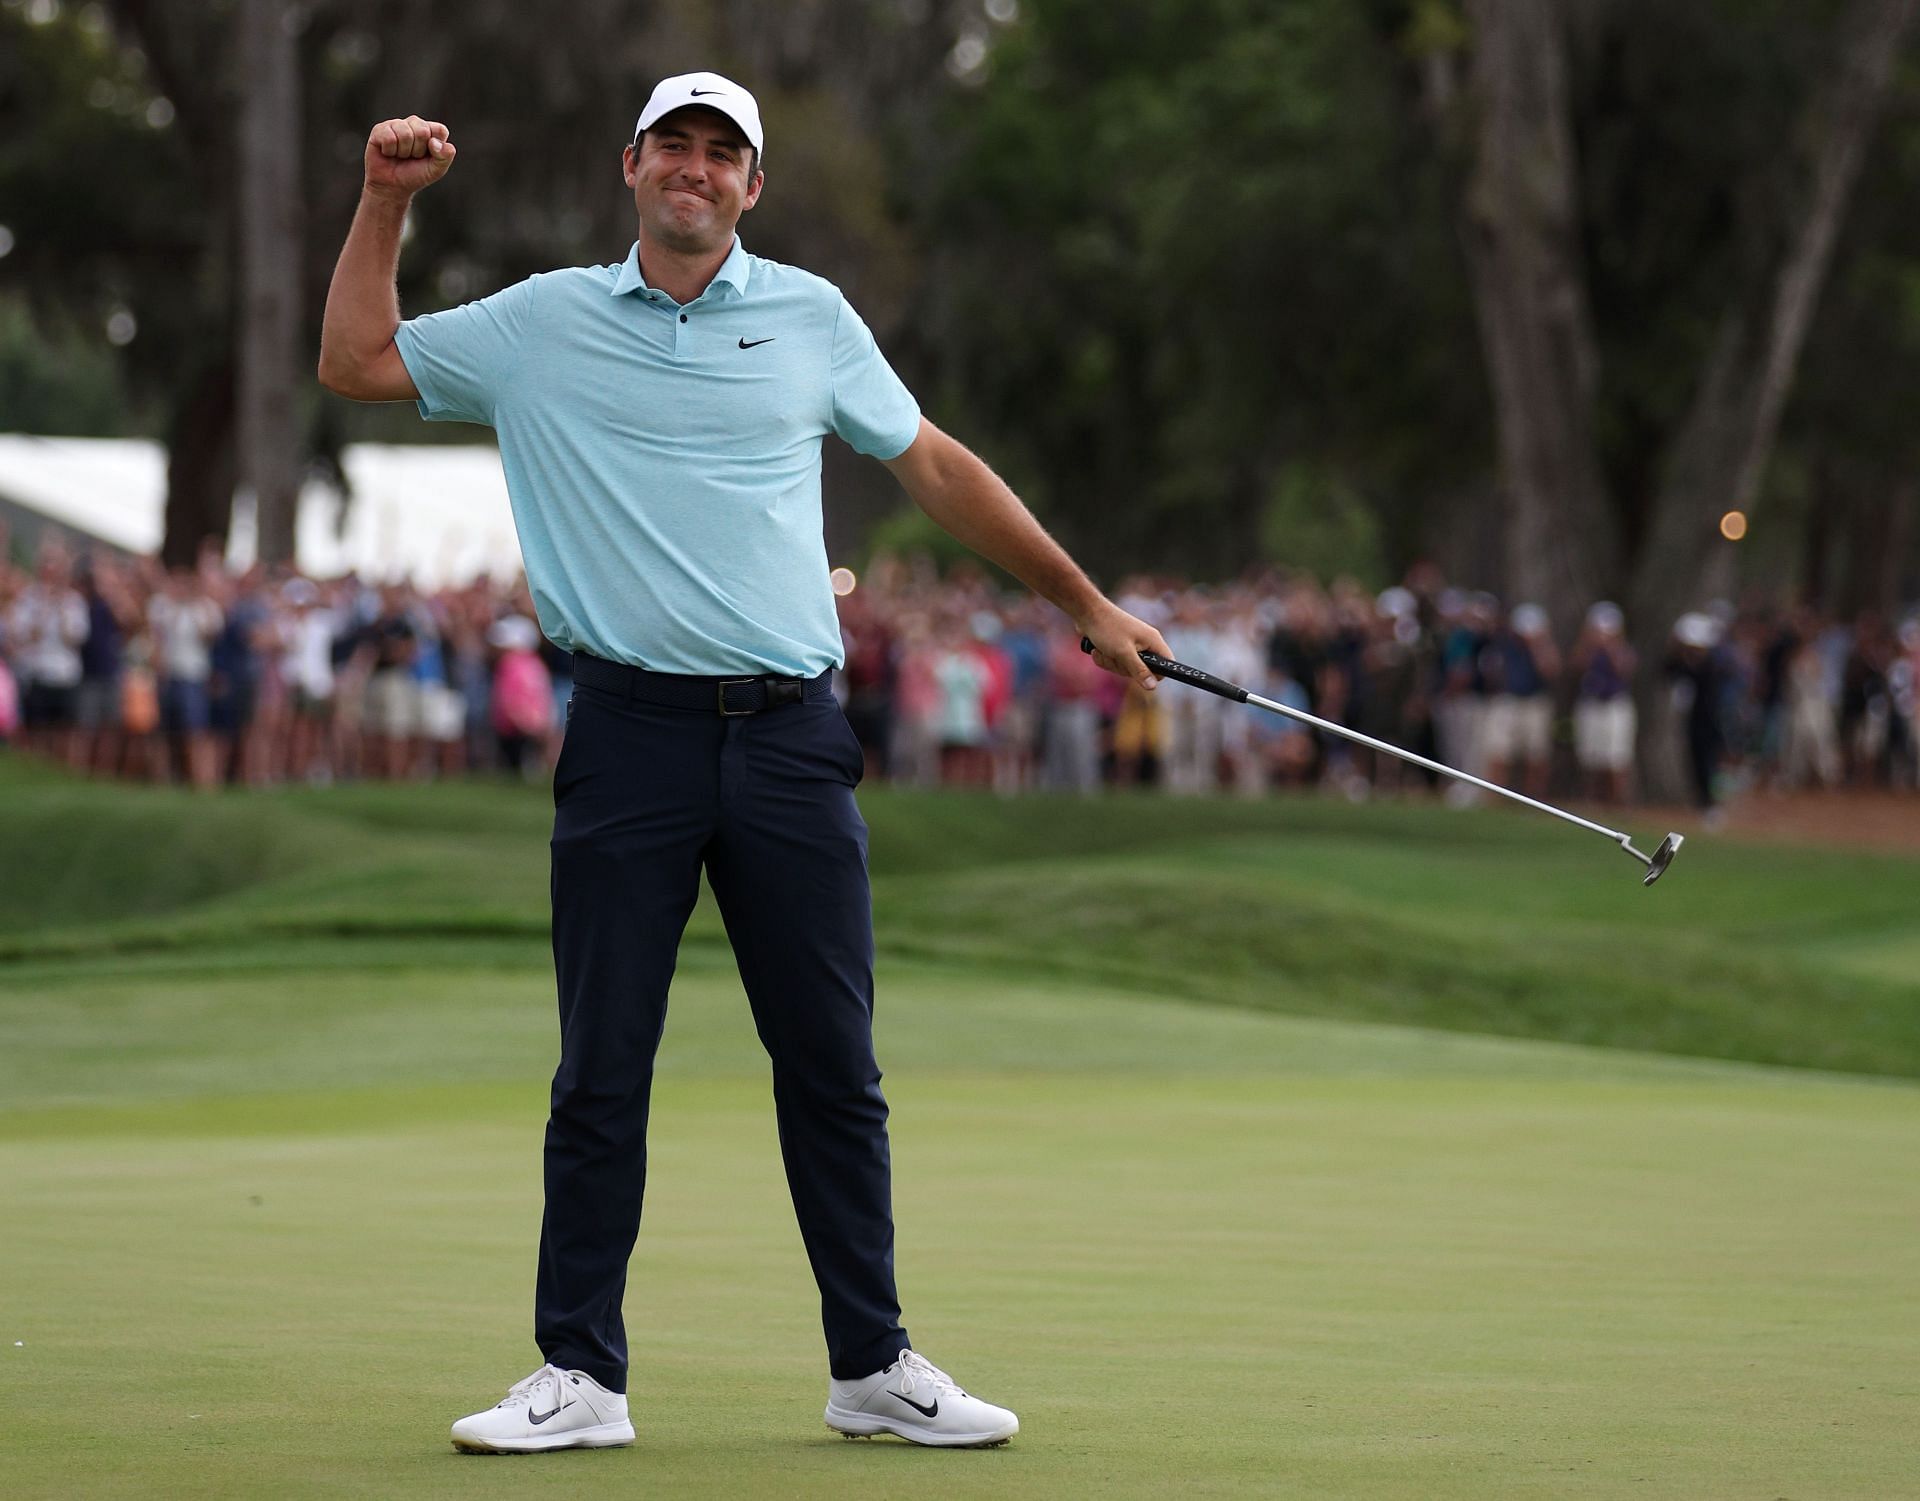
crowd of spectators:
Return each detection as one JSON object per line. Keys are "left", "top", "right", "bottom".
{"left": 0, "top": 537, "right": 565, "bottom": 789}
{"left": 836, "top": 554, "right": 1919, "bottom": 819}
{"left": 3, "top": 533, "right": 1916, "bottom": 814}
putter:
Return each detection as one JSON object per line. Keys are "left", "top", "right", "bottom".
{"left": 1082, "top": 639, "right": 1684, "bottom": 886}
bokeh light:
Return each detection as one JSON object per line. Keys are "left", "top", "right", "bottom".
{"left": 1720, "top": 510, "right": 1748, "bottom": 541}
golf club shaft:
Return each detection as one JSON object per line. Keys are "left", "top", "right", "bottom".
{"left": 1084, "top": 640, "right": 1632, "bottom": 847}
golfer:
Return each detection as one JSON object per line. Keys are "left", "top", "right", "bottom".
{"left": 319, "top": 71, "right": 1169, "bottom": 1454}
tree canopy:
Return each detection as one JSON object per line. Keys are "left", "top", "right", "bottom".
{"left": 0, "top": 0, "right": 1914, "bottom": 630}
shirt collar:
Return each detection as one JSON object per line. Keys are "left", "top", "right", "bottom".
{"left": 609, "top": 237, "right": 753, "bottom": 301}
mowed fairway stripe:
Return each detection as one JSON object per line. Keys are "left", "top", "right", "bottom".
{"left": 0, "top": 958, "right": 1820, "bottom": 1121}
{"left": 3, "top": 1044, "right": 1917, "bottom": 1498}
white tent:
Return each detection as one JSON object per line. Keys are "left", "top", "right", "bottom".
{"left": 0, "top": 434, "right": 524, "bottom": 588}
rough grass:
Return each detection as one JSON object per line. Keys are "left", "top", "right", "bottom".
{"left": 2, "top": 757, "right": 1916, "bottom": 1076}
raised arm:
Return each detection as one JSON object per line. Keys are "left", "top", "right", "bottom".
{"left": 317, "top": 116, "right": 456, "bottom": 402}
{"left": 882, "top": 417, "right": 1169, "bottom": 690}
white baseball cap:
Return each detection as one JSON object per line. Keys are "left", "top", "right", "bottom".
{"left": 634, "top": 71, "right": 763, "bottom": 155}
{"left": 1674, "top": 612, "right": 1720, "bottom": 649}
{"left": 487, "top": 615, "right": 542, "bottom": 652}
{"left": 1511, "top": 603, "right": 1549, "bottom": 636}
{"left": 1375, "top": 586, "right": 1415, "bottom": 619}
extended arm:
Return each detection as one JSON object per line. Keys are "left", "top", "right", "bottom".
{"left": 318, "top": 116, "right": 456, "bottom": 402}
{"left": 883, "top": 418, "right": 1170, "bottom": 689}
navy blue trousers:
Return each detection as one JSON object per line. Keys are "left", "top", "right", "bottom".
{"left": 534, "top": 674, "right": 910, "bottom": 1390}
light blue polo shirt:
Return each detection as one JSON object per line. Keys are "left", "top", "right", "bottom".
{"left": 392, "top": 238, "right": 921, "bottom": 675}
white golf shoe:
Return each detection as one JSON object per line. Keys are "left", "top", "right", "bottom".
{"left": 450, "top": 1363, "right": 635, "bottom": 1454}
{"left": 824, "top": 1349, "right": 1018, "bottom": 1447}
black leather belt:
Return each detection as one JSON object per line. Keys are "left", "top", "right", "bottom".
{"left": 571, "top": 653, "right": 832, "bottom": 716}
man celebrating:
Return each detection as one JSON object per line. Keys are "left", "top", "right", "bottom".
{"left": 319, "top": 72, "right": 1168, "bottom": 1455}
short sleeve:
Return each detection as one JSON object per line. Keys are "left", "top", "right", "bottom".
{"left": 828, "top": 296, "right": 921, "bottom": 460}
{"left": 393, "top": 277, "right": 539, "bottom": 426}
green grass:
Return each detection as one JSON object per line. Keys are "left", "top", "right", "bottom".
{"left": 4, "top": 756, "right": 1919, "bottom": 1075}
{"left": 3, "top": 756, "right": 1918, "bottom": 1498}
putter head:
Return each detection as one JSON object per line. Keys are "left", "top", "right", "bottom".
{"left": 1641, "top": 832, "right": 1684, "bottom": 887}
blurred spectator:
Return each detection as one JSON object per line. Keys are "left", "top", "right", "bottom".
{"left": 1668, "top": 613, "right": 1729, "bottom": 821}
{"left": 932, "top": 610, "right": 995, "bottom": 787}
{"left": 8, "top": 543, "right": 89, "bottom": 767}
{"left": 330, "top": 579, "right": 376, "bottom": 783}
{"left": 0, "top": 639, "right": 17, "bottom": 745}
{"left": 75, "top": 559, "right": 127, "bottom": 776}
{"left": 1895, "top": 618, "right": 1920, "bottom": 790}
{"left": 1573, "top": 601, "right": 1637, "bottom": 804}
{"left": 414, "top": 594, "right": 469, "bottom": 780}
{"left": 281, "top": 578, "right": 339, "bottom": 785}
{"left": 117, "top": 621, "right": 162, "bottom": 780}
{"left": 1267, "top": 583, "right": 1334, "bottom": 782}
{"left": 488, "top": 614, "right": 552, "bottom": 777}
{"left": 991, "top": 599, "right": 1048, "bottom": 795}
{"left": 1779, "top": 614, "right": 1842, "bottom": 790}
{"left": 209, "top": 565, "right": 270, "bottom": 787}
{"left": 1435, "top": 592, "right": 1495, "bottom": 806}
{"left": 1163, "top": 592, "right": 1222, "bottom": 794}
{"left": 1840, "top": 613, "right": 1896, "bottom": 786}
{"left": 1042, "top": 625, "right": 1106, "bottom": 794}
{"left": 1482, "top": 602, "right": 1560, "bottom": 800}
{"left": 149, "top": 566, "right": 223, "bottom": 789}
{"left": 1346, "top": 589, "right": 1422, "bottom": 796}
{"left": 1250, "top": 661, "right": 1315, "bottom": 786}
{"left": 889, "top": 612, "right": 942, "bottom": 788}
{"left": 1110, "top": 679, "right": 1164, "bottom": 786}
{"left": 837, "top": 586, "right": 896, "bottom": 781}
{"left": 363, "top": 584, "right": 420, "bottom": 780}
{"left": 1213, "top": 594, "right": 1269, "bottom": 797}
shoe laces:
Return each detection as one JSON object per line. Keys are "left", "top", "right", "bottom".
{"left": 498, "top": 1363, "right": 571, "bottom": 1411}
{"left": 894, "top": 1350, "right": 966, "bottom": 1399}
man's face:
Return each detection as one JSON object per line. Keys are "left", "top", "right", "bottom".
{"left": 624, "top": 106, "right": 762, "bottom": 255}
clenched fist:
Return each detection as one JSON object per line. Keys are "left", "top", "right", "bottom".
{"left": 364, "top": 116, "right": 455, "bottom": 201}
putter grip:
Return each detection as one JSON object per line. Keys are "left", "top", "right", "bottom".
{"left": 1080, "top": 638, "right": 1251, "bottom": 703}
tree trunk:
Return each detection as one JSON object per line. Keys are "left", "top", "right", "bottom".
{"left": 162, "top": 360, "right": 237, "bottom": 569}
{"left": 1626, "top": 0, "right": 1917, "bottom": 797}
{"left": 1802, "top": 466, "right": 1835, "bottom": 610}
{"left": 1457, "top": 0, "right": 1620, "bottom": 642}
{"left": 110, "top": 0, "right": 240, "bottom": 567}
{"left": 235, "top": 0, "right": 305, "bottom": 565}
{"left": 1839, "top": 479, "right": 1914, "bottom": 617}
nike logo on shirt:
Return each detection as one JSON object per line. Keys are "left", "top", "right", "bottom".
{"left": 738, "top": 337, "right": 776, "bottom": 349}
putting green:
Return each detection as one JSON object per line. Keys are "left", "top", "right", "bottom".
{"left": 4, "top": 962, "right": 1917, "bottom": 1499}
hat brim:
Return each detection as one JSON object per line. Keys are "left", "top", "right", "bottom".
{"left": 635, "top": 98, "right": 762, "bottom": 154}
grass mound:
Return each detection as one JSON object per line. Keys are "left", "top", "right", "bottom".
{"left": 2, "top": 756, "right": 1917, "bottom": 1074}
